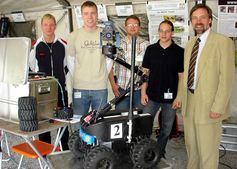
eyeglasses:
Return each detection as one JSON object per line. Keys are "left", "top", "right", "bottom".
{"left": 126, "top": 23, "right": 139, "bottom": 28}
{"left": 158, "top": 30, "right": 172, "bottom": 33}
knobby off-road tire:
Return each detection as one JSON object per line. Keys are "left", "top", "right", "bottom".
{"left": 68, "top": 130, "right": 88, "bottom": 159}
{"left": 18, "top": 96, "right": 37, "bottom": 122}
{"left": 18, "top": 109, "right": 37, "bottom": 121}
{"left": 54, "top": 107, "right": 73, "bottom": 119}
{"left": 130, "top": 137, "right": 160, "bottom": 169}
{"left": 19, "top": 120, "right": 38, "bottom": 132}
{"left": 18, "top": 96, "right": 37, "bottom": 110}
{"left": 84, "top": 145, "right": 118, "bottom": 169}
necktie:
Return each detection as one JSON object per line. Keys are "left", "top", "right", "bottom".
{"left": 187, "top": 38, "right": 200, "bottom": 90}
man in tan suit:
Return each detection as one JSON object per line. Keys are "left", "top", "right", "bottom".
{"left": 182, "top": 4, "right": 235, "bottom": 169}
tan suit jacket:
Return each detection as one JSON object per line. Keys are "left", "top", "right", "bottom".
{"left": 182, "top": 31, "right": 235, "bottom": 124}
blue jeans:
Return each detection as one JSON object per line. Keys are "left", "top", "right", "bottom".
{"left": 115, "top": 89, "right": 143, "bottom": 111}
{"left": 143, "top": 100, "right": 176, "bottom": 156}
{"left": 73, "top": 89, "right": 108, "bottom": 116}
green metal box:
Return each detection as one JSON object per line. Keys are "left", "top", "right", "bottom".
{"left": 29, "top": 78, "right": 58, "bottom": 120}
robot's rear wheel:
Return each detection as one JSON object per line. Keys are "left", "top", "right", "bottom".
{"left": 130, "top": 137, "right": 160, "bottom": 169}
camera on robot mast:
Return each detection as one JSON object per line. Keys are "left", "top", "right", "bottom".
{"left": 100, "top": 21, "right": 120, "bottom": 58}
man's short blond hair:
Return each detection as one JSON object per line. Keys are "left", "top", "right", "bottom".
{"left": 41, "top": 14, "right": 56, "bottom": 25}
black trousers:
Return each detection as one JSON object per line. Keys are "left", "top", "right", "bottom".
{"left": 38, "top": 126, "right": 69, "bottom": 150}
{"left": 39, "top": 86, "right": 70, "bottom": 150}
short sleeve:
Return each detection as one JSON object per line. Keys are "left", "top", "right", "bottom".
{"left": 142, "top": 46, "right": 151, "bottom": 69}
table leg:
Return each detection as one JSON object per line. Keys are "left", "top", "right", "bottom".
{"left": 52, "top": 126, "right": 66, "bottom": 152}
{"left": 3, "top": 133, "right": 10, "bottom": 160}
{"left": 0, "top": 131, "right": 11, "bottom": 169}
{"left": 0, "top": 144, "right": 2, "bottom": 169}
{"left": 0, "top": 130, "right": 2, "bottom": 169}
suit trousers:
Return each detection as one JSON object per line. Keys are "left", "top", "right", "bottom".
{"left": 183, "top": 90, "right": 222, "bottom": 169}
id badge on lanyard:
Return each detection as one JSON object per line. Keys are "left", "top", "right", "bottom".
{"left": 164, "top": 88, "right": 173, "bottom": 99}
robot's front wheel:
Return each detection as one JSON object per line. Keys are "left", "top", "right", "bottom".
{"left": 68, "top": 130, "right": 89, "bottom": 159}
{"left": 83, "top": 145, "right": 118, "bottom": 169}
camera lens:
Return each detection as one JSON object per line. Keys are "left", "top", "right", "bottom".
{"left": 106, "top": 33, "right": 112, "bottom": 39}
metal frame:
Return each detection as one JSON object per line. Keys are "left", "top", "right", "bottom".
{"left": 0, "top": 119, "right": 68, "bottom": 169}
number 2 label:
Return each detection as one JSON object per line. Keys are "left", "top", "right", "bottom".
{"left": 110, "top": 123, "right": 123, "bottom": 139}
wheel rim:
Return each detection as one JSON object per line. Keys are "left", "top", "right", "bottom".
{"left": 97, "top": 158, "right": 112, "bottom": 169}
{"left": 144, "top": 149, "right": 157, "bottom": 163}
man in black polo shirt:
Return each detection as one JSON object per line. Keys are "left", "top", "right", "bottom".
{"left": 141, "top": 20, "right": 184, "bottom": 159}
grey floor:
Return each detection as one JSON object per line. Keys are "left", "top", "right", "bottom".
{"left": 1, "top": 130, "right": 237, "bottom": 169}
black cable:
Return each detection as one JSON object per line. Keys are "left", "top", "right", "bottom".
{"left": 219, "top": 144, "right": 226, "bottom": 159}
{"left": 219, "top": 144, "right": 233, "bottom": 169}
{"left": 219, "top": 162, "right": 232, "bottom": 169}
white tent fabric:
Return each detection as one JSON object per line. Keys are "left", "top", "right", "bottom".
{"left": 0, "top": 0, "right": 146, "bottom": 14}
{"left": 0, "top": 0, "right": 62, "bottom": 13}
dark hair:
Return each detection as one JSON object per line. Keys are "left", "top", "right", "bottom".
{"left": 81, "top": 1, "right": 97, "bottom": 12}
{"left": 190, "top": 4, "right": 213, "bottom": 20}
{"left": 159, "top": 20, "right": 174, "bottom": 32}
{"left": 125, "top": 15, "right": 141, "bottom": 26}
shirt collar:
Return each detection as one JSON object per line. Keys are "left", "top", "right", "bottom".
{"left": 157, "top": 40, "right": 174, "bottom": 49}
{"left": 40, "top": 35, "right": 59, "bottom": 44}
{"left": 198, "top": 28, "right": 210, "bottom": 44}
{"left": 125, "top": 36, "right": 141, "bottom": 43}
